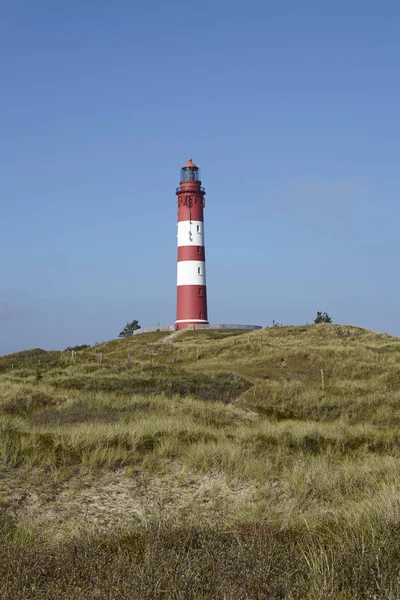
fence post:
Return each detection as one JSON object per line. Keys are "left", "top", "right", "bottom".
{"left": 98, "top": 352, "right": 103, "bottom": 364}
{"left": 321, "top": 369, "right": 325, "bottom": 390}
{"left": 127, "top": 354, "right": 131, "bottom": 366}
{"left": 197, "top": 348, "right": 200, "bottom": 360}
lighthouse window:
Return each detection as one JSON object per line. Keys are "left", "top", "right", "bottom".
{"left": 198, "top": 288, "right": 202, "bottom": 296}
{"left": 199, "top": 313, "right": 203, "bottom": 319}
{"left": 197, "top": 225, "right": 200, "bottom": 233}
{"left": 198, "top": 267, "right": 201, "bottom": 275}
{"left": 197, "top": 246, "right": 201, "bottom": 254}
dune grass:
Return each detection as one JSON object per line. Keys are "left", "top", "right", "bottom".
{"left": 1, "top": 324, "right": 400, "bottom": 598}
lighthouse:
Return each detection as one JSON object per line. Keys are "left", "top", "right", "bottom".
{"left": 175, "top": 159, "right": 208, "bottom": 329}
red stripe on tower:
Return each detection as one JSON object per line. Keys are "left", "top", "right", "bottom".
{"left": 175, "top": 158, "right": 208, "bottom": 329}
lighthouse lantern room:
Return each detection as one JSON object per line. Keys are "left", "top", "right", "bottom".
{"left": 175, "top": 159, "right": 209, "bottom": 328}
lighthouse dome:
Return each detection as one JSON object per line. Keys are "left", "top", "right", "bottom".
{"left": 181, "top": 158, "right": 200, "bottom": 181}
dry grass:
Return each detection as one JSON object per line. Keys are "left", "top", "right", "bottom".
{"left": 1, "top": 324, "right": 400, "bottom": 598}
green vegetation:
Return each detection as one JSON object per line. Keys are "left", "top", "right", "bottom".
{"left": 65, "top": 344, "right": 91, "bottom": 352}
{"left": 1, "top": 324, "right": 400, "bottom": 598}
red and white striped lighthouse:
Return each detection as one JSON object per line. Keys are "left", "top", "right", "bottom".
{"left": 175, "top": 159, "right": 208, "bottom": 329}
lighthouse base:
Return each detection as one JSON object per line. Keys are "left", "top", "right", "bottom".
{"left": 175, "top": 285, "right": 208, "bottom": 329}
{"left": 175, "top": 319, "right": 209, "bottom": 330}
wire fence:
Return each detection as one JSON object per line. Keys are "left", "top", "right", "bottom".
{"left": 133, "top": 326, "right": 175, "bottom": 335}
{"left": 133, "top": 324, "right": 262, "bottom": 335}
{"left": 187, "top": 324, "right": 262, "bottom": 331}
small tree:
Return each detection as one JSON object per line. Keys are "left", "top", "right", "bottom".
{"left": 314, "top": 311, "right": 332, "bottom": 324}
{"left": 119, "top": 320, "right": 141, "bottom": 338}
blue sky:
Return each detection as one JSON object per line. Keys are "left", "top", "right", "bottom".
{"left": 1, "top": 0, "right": 400, "bottom": 353}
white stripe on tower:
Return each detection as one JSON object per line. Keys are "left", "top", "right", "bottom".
{"left": 177, "top": 260, "right": 206, "bottom": 286}
{"left": 177, "top": 221, "right": 205, "bottom": 247}
{"left": 175, "top": 319, "right": 209, "bottom": 323}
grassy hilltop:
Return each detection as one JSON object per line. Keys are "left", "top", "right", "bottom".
{"left": 1, "top": 324, "right": 400, "bottom": 599}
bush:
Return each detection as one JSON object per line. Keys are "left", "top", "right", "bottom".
{"left": 314, "top": 311, "right": 332, "bottom": 324}
{"left": 65, "top": 344, "right": 91, "bottom": 352}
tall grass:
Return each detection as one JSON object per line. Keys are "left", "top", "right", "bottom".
{"left": 2, "top": 324, "right": 400, "bottom": 598}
